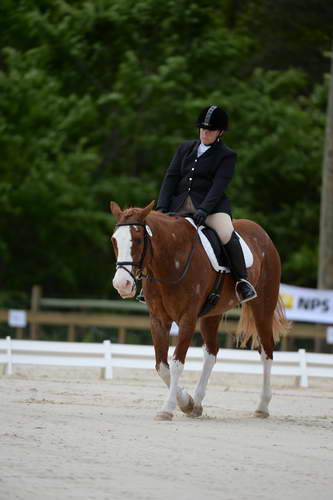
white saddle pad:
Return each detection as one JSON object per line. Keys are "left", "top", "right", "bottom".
{"left": 185, "top": 218, "right": 254, "bottom": 273}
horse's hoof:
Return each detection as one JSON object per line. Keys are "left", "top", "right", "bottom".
{"left": 188, "top": 405, "right": 203, "bottom": 418}
{"left": 155, "top": 411, "right": 173, "bottom": 421}
{"left": 254, "top": 410, "right": 269, "bottom": 419}
{"left": 178, "top": 395, "right": 194, "bottom": 415}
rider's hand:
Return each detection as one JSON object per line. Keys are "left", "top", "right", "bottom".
{"left": 156, "top": 207, "right": 168, "bottom": 213}
{"left": 193, "top": 209, "right": 207, "bottom": 226}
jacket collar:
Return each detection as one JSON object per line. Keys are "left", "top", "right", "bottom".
{"left": 197, "top": 138, "right": 223, "bottom": 157}
{"left": 187, "top": 138, "right": 224, "bottom": 160}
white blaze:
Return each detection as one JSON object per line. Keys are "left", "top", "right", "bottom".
{"left": 112, "top": 226, "right": 135, "bottom": 295}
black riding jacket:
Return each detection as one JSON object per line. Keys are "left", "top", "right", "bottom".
{"left": 157, "top": 139, "right": 237, "bottom": 216}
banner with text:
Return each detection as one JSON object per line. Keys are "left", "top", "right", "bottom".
{"left": 280, "top": 283, "right": 333, "bottom": 324}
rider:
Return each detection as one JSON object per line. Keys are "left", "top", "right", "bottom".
{"left": 137, "top": 105, "right": 257, "bottom": 304}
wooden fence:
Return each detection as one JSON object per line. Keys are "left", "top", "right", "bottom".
{"left": 0, "top": 307, "right": 328, "bottom": 351}
{"left": 0, "top": 285, "right": 329, "bottom": 351}
{"left": 0, "top": 308, "right": 239, "bottom": 346}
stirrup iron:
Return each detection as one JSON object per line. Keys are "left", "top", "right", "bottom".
{"left": 136, "top": 288, "right": 146, "bottom": 304}
{"left": 235, "top": 279, "right": 257, "bottom": 303}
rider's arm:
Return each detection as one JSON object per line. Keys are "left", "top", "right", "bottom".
{"left": 198, "top": 153, "right": 236, "bottom": 214}
{"left": 156, "top": 145, "right": 183, "bottom": 210}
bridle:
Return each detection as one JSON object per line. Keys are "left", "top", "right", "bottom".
{"left": 114, "top": 221, "right": 199, "bottom": 286}
{"left": 114, "top": 222, "right": 149, "bottom": 284}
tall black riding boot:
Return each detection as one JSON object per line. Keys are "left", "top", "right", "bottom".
{"left": 223, "top": 231, "right": 257, "bottom": 303}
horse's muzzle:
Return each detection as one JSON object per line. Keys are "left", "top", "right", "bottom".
{"left": 114, "top": 284, "right": 136, "bottom": 299}
{"left": 113, "top": 270, "right": 136, "bottom": 298}
{"left": 120, "top": 293, "right": 135, "bottom": 299}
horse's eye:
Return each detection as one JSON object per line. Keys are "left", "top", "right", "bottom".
{"left": 135, "top": 238, "right": 142, "bottom": 245}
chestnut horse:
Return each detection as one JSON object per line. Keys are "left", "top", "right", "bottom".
{"left": 110, "top": 201, "right": 288, "bottom": 421}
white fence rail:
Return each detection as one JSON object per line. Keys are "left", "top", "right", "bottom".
{"left": 0, "top": 337, "right": 113, "bottom": 379}
{"left": 1, "top": 337, "right": 333, "bottom": 387}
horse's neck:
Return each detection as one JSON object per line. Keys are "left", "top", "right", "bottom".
{"left": 146, "top": 214, "right": 192, "bottom": 275}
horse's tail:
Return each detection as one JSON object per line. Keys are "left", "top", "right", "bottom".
{"left": 236, "top": 295, "right": 291, "bottom": 349}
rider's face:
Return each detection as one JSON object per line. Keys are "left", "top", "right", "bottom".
{"left": 199, "top": 128, "right": 222, "bottom": 145}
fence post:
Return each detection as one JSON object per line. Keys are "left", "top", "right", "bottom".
{"left": 16, "top": 327, "right": 24, "bottom": 339}
{"left": 103, "top": 340, "right": 113, "bottom": 380}
{"left": 117, "top": 327, "right": 127, "bottom": 344}
{"left": 67, "top": 324, "right": 76, "bottom": 342}
{"left": 298, "top": 348, "right": 308, "bottom": 388}
{"left": 30, "top": 285, "right": 42, "bottom": 340}
{"left": 280, "top": 334, "right": 288, "bottom": 351}
{"left": 5, "top": 336, "right": 13, "bottom": 375}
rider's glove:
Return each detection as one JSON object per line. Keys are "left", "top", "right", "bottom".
{"left": 193, "top": 209, "right": 207, "bottom": 226}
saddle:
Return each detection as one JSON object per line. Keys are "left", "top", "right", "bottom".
{"left": 185, "top": 217, "right": 253, "bottom": 272}
{"left": 166, "top": 212, "right": 254, "bottom": 316}
{"left": 167, "top": 212, "right": 253, "bottom": 271}
{"left": 198, "top": 225, "right": 227, "bottom": 268}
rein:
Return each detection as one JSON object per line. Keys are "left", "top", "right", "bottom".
{"left": 115, "top": 220, "right": 199, "bottom": 286}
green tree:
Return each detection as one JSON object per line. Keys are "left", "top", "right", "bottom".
{"left": 0, "top": 0, "right": 328, "bottom": 301}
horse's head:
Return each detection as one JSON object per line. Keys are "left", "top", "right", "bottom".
{"left": 110, "top": 200, "right": 155, "bottom": 298}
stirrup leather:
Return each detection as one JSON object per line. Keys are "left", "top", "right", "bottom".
{"left": 235, "top": 279, "right": 257, "bottom": 303}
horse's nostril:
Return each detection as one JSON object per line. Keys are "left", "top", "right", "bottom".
{"left": 125, "top": 280, "right": 131, "bottom": 288}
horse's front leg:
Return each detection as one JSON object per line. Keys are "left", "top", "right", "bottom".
{"left": 156, "top": 320, "right": 196, "bottom": 421}
{"left": 149, "top": 315, "right": 193, "bottom": 418}
{"left": 157, "top": 362, "right": 194, "bottom": 416}
{"left": 190, "top": 344, "right": 217, "bottom": 417}
{"left": 189, "top": 315, "right": 221, "bottom": 417}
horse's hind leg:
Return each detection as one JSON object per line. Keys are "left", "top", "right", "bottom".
{"left": 189, "top": 315, "right": 221, "bottom": 418}
{"left": 256, "top": 349, "right": 273, "bottom": 418}
{"left": 248, "top": 267, "right": 279, "bottom": 417}
{"left": 150, "top": 315, "right": 194, "bottom": 420}
{"left": 243, "top": 300, "right": 274, "bottom": 418}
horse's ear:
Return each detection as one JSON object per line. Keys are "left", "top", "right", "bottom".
{"left": 140, "top": 200, "right": 155, "bottom": 220}
{"left": 110, "top": 201, "right": 122, "bottom": 220}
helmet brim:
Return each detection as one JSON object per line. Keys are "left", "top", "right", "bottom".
{"left": 197, "top": 123, "right": 221, "bottom": 131}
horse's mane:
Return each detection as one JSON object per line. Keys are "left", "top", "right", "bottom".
{"left": 121, "top": 208, "right": 189, "bottom": 226}
{"left": 121, "top": 207, "right": 143, "bottom": 219}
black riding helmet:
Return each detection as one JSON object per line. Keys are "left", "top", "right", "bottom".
{"left": 197, "top": 105, "right": 229, "bottom": 130}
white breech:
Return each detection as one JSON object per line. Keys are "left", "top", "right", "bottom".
{"left": 205, "top": 213, "right": 234, "bottom": 244}
{"left": 178, "top": 196, "right": 234, "bottom": 244}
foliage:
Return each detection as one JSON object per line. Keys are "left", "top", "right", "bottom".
{"left": 231, "top": 0, "right": 333, "bottom": 87}
{"left": 225, "top": 69, "right": 326, "bottom": 285}
{"left": 0, "top": 0, "right": 329, "bottom": 302}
